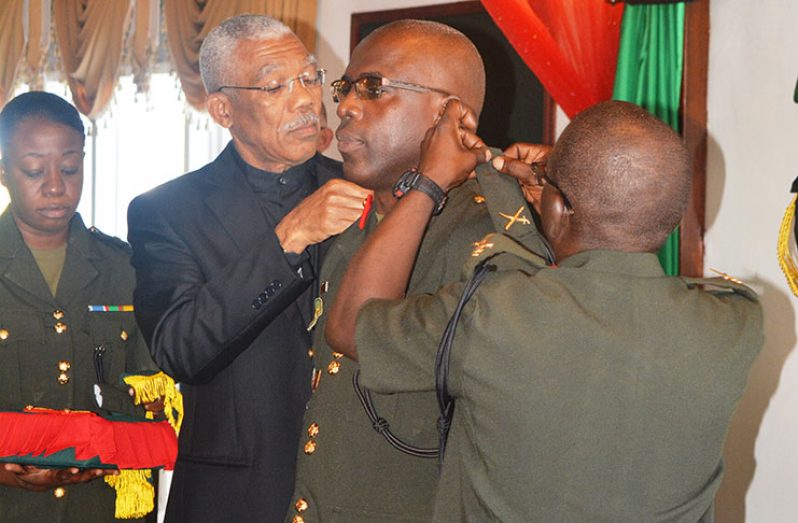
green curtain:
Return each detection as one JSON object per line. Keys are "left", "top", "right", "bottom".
{"left": 612, "top": 3, "right": 685, "bottom": 275}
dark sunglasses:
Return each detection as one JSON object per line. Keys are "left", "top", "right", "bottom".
{"left": 331, "top": 74, "right": 450, "bottom": 103}
{"left": 531, "top": 161, "right": 574, "bottom": 213}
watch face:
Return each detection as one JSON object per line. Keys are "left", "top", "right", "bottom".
{"left": 392, "top": 169, "right": 418, "bottom": 199}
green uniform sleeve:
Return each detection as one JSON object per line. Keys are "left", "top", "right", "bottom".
{"left": 355, "top": 281, "right": 466, "bottom": 394}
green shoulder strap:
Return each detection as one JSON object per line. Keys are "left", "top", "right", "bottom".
{"left": 680, "top": 276, "right": 760, "bottom": 302}
{"left": 474, "top": 151, "right": 553, "bottom": 262}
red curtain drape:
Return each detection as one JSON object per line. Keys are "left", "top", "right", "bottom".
{"left": 480, "top": 0, "right": 624, "bottom": 118}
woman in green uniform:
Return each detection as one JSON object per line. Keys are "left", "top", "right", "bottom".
{"left": 0, "top": 91, "right": 158, "bottom": 522}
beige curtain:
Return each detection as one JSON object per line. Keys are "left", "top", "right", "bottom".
{"left": 165, "top": 0, "right": 318, "bottom": 111}
{"left": 131, "top": 0, "right": 160, "bottom": 94}
{"left": 17, "top": 0, "right": 53, "bottom": 92}
{"left": 53, "top": 0, "right": 133, "bottom": 119}
{"left": 0, "top": 0, "right": 25, "bottom": 107}
{"left": 0, "top": 1, "right": 316, "bottom": 114}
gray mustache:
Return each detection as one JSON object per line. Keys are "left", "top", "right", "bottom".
{"left": 284, "top": 112, "right": 319, "bottom": 132}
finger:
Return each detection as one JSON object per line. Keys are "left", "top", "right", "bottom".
{"left": 492, "top": 157, "right": 538, "bottom": 185}
{"left": 457, "top": 104, "right": 479, "bottom": 133}
{"left": 470, "top": 146, "right": 492, "bottom": 166}
{"left": 460, "top": 129, "right": 487, "bottom": 154}
{"left": 501, "top": 143, "right": 551, "bottom": 164}
{"left": 3, "top": 463, "right": 25, "bottom": 473}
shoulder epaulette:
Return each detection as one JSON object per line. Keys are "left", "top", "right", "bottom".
{"left": 89, "top": 226, "right": 133, "bottom": 255}
{"left": 473, "top": 152, "right": 554, "bottom": 262}
{"left": 680, "top": 276, "right": 759, "bottom": 302}
{"left": 463, "top": 233, "right": 548, "bottom": 278}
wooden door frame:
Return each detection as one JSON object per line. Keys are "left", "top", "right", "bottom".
{"left": 679, "top": 0, "right": 709, "bottom": 277}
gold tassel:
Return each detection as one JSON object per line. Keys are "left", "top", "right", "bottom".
{"left": 104, "top": 469, "right": 154, "bottom": 519}
{"left": 103, "top": 372, "right": 183, "bottom": 519}
{"left": 123, "top": 371, "right": 183, "bottom": 434}
{"left": 778, "top": 195, "right": 798, "bottom": 297}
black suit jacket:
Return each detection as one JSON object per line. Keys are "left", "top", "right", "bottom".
{"left": 127, "top": 143, "right": 341, "bottom": 522}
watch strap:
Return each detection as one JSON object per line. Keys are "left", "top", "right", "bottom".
{"left": 392, "top": 168, "right": 448, "bottom": 215}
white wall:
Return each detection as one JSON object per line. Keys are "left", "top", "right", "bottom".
{"left": 317, "top": 1, "right": 797, "bottom": 521}
{"left": 707, "top": 1, "right": 798, "bottom": 521}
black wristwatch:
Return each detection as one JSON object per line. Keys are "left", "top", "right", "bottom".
{"left": 392, "top": 168, "right": 448, "bottom": 215}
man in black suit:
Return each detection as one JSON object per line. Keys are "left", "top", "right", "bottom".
{"left": 126, "top": 15, "right": 370, "bottom": 523}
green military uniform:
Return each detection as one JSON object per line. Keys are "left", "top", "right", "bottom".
{"left": 0, "top": 209, "right": 156, "bottom": 522}
{"left": 288, "top": 162, "right": 547, "bottom": 522}
{"left": 355, "top": 234, "right": 764, "bottom": 522}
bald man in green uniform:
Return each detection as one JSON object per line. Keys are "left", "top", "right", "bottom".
{"left": 327, "top": 100, "right": 764, "bottom": 521}
{"left": 286, "top": 20, "right": 549, "bottom": 522}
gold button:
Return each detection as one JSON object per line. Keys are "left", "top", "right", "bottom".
{"left": 307, "top": 347, "right": 314, "bottom": 358}
{"left": 58, "top": 373, "right": 69, "bottom": 385}
{"left": 292, "top": 516, "right": 305, "bottom": 523}
{"left": 0, "top": 329, "right": 8, "bottom": 340}
{"left": 331, "top": 352, "right": 343, "bottom": 359}
{"left": 58, "top": 360, "right": 71, "bottom": 372}
{"left": 53, "top": 309, "right": 65, "bottom": 320}
{"left": 307, "top": 423, "right": 319, "bottom": 438}
{"left": 54, "top": 322, "right": 67, "bottom": 334}
{"left": 303, "top": 440, "right": 316, "bottom": 455}
{"left": 473, "top": 195, "right": 486, "bottom": 204}
{"left": 326, "top": 360, "right": 340, "bottom": 375}
{"left": 54, "top": 487, "right": 66, "bottom": 498}
{"left": 295, "top": 497, "right": 309, "bottom": 512}
{"left": 120, "top": 329, "right": 128, "bottom": 341}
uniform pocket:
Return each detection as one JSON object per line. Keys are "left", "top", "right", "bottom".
{"left": 0, "top": 311, "right": 45, "bottom": 409}
{"left": 85, "top": 311, "right": 137, "bottom": 384}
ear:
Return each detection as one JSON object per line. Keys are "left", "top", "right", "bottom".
{"left": 207, "top": 92, "right": 234, "bottom": 129}
{"left": 540, "top": 188, "right": 572, "bottom": 248}
{"left": 317, "top": 127, "right": 334, "bottom": 153}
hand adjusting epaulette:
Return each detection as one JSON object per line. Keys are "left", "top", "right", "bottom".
{"left": 473, "top": 151, "right": 555, "bottom": 263}
{"left": 89, "top": 226, "right": 133, "bottom": 255}
{"left": 680, "top": 275, "right": 759, "bottom": 302}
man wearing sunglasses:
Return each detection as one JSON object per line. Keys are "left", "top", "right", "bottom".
{"left": 126, "top": 15, "right": 371, "bottom": 523}
{"left": 326, "top": 100, "right": 763, "bottom": 521}
{"left": 287, "top": 20, "right": 550, "bottom": 523}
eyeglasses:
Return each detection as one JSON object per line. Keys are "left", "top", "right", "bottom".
{"left": 218, "top": 69, "right": 326, "bottom": 96}
{"left": 531, "top": 161, "right": 574, "bottom": 213}
{"left": 330, "top": 74, "right": 450, "bottom": 103}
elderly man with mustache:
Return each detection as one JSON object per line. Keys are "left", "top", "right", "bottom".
{"left": 126, "top": 14, "right": 370, "bottom": 523}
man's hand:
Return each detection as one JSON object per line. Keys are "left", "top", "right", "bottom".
{"left": 1, "top": 463, "right": 118, "bottom": 492}
{"left": 418, "top": 99, "right": 491, "bottom": 192}
{"left": 276, "top": 179, "right": 373, "bottom": 254}
{"left": 491, "top": 143, "right": 552, "bottom": 212}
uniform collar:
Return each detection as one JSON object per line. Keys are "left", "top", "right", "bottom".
{"left": 557, "top": 250, "right": 666, "bottom": 277}
{"left": 0, "top": 210, "right": 98, "bottom": 305}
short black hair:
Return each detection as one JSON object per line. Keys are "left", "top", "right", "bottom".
{"left": 0, "top": 91, "right": 84, "bottom": 158}
{"left": 549, "top": 100, "right": 691, "bottom": 252}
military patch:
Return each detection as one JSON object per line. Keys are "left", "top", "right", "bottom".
{"left": 471, "top": 238, "right": 495, "bottom": 257}
{"left": 498, "top": 206, "right": 531, "bottom": 231}
{"left": 709, "top": 268, "right": 744, "bottom": 285}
